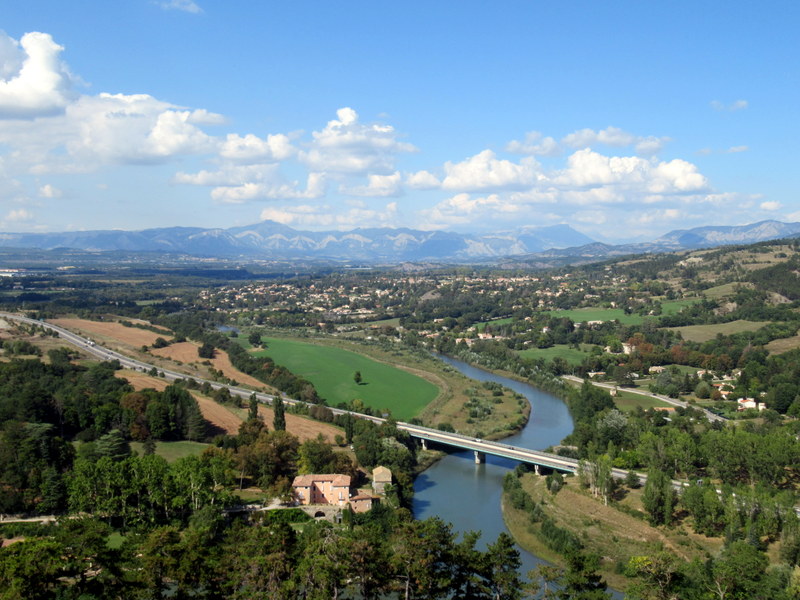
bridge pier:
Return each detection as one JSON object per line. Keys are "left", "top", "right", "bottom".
{"left": 534, "top": 464, "right": 540, "bottom": 475}
{"left": 474, "top": 450, "right": 485, "bottom": 464}
{"left": 420, "top": 439, "right": 428, "bottom": 451}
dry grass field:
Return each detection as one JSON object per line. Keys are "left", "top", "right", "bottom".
{"left": 151, "top": 341, "right": 267, "bottom": 388}
{"left": 119, "top": 369, "right": 340, "bottom": 442}
{"left": 664, "top": 319, "right": 769, "bottom": 343}
{"left": 51, "top": 318, "right": 170, "bottom": 347}
{"left": 766, "top": 334, "right": 800, "bottom": 355}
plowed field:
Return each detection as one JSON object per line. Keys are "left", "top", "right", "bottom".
{"left": 51, "top": 318, "right": 169, "bottom": 347}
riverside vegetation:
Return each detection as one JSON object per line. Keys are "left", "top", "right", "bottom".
{"left": 4, "top": 237, "right": 800, "bottom": 596}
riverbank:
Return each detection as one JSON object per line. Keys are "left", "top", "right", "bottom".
{"left": 501, "top": 472, "right": 724, "bottom": 592}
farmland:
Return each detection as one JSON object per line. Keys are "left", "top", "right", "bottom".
{"left": 251, "top": 338, "right": 439, "bottom": 420}
{"left": 664, "top": 319, "right": 770, "bottom": 343}
{"left": 517, "top": 344, "right": 588, "bottom": 366}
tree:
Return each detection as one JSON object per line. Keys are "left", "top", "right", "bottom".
{"left": 557, "top": 549, "right": 611, "bottom": 600}
{"left": 198, "top": 342, "right": 216, "bottom": 359}
{"left": 486, "top": 532, "right": 522, "bottom": 600}
{"left": 94, "top": 429, "right": 131, "bottom": 461}
{"left": 273, "top": 396, "right": 286, "bottom": 431}
{"left": 248, "top": 331, "right": 262, "bottom": 346}
{"left": 248, "top": 393, "right": 259, "bottom": 421}
{"left": 354, "top": 371, "right": 363, "bottom": 385}
{"left": 642, "top": 468, "right": 675, "bottom": 526}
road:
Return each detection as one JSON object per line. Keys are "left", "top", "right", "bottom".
{"left": 562, "top": 374, "right": 727, "bottom": 423}
{"left": 3, "top": 311, "right": 737, "bottom": 495}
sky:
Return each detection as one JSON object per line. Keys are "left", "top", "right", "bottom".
{"left": 0, "top": 1, "right": 798, "bottom": 242}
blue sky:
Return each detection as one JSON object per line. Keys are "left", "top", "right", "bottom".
{"left": 0, "top": 1, "right": 797, "bottom": 241}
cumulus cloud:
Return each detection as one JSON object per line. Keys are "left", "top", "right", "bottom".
{"left": 299, "top": 107, "right": 416, "bottom": 174}
{"left": 38, "top": 183, "right": 61, "bottom": 198}
{"left": 561, "top": 126, "right": 669, "bottom": 156}
{"left": 154, "top": 0, "right": 203, "bottom": 14}
{"left": 711, "top": 99, "right": 748, "bottom": 111}
{"left": 343, "top": 171, "right": 402, "bottom": 197}
{"left": 406, "top": 170, "right": 440, "bottom": 189}
{"left": 0, "top": 31, "right": 76, "bottom": 118}
{"left": 5, "top": 208, "right": 33, "bottom": 222}
{"left": 219, "top": 133, "right": 295, "bottom": 162}
{"left": 505, "top": 131, "right": 560, "bottom": 156}
{"left": 556, "top": 149, "right": 707, "bottom": 194}
{"left": 260, "top": 200, "right": 398, "bottom": 229}
{"left": 760, "top": 201, "right": 781, "bottom": 211}
{"left": 441, "top": 150, "right": 540, "bottom": 192}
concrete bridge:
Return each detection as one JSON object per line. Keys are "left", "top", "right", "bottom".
{"left": 0, "top": 313, "right": 619, "bottom": 478}
{"left": 1, "top": 312, "right": 612, "bottom": 477}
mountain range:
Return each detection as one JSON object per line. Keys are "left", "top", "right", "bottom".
{"left": 1, "top": 219, "right": 799, "bottom": 263}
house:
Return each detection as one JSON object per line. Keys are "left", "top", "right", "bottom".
{"left": 292, "top": 474, "right": 351, "bottom": 506}
{"left": 349, "top": 493, "right": 377, "bottom": 513}
{"left": 737, "top": 398, "right": 766, "bottom": 412}
{"left": 372, "top": 466, "right": 392, "bottom": 495}
{"left": 649, "top": 366, "right": 666, "bottom": 374}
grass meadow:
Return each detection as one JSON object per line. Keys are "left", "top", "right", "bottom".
{"left": 517, "top": 344, "right": 588, "bottom": 366}
{"left": 253, "top": 338, "right": 439, "bottom": 420}
{"left": 129, "top": 440, "right": 210, "bottom": 462}
{"left": 664, "top": 320, "right": 769, "bottom": 343}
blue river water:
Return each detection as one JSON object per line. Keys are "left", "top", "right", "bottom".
{"left": 413, "top": 355, "right": 575, "bottom": 575}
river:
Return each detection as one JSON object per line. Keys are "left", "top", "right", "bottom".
{"left": 413, "top": 355, "right": 575, "bottom": 575}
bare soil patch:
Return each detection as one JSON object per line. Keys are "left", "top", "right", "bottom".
{"left": 118, "top": 369, "right": 338, "bottom": 442}
{"left": 51, "top": 318, "right": 169, "bottom": 347}
{"left": 151, "top": 342, "right": 267, "bottom": 389}
{"left": 118, "top": 370, "right": 242, "bottom": 436}
{"left": 257, "top": 405, "right": 342, "bottom": 443}
{"left": 1, "top": 537, "right": 24, "bottom": 548}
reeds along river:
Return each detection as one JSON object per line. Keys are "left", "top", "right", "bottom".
{"left": 413, "top": 355, "right": 575, "bottom": 575}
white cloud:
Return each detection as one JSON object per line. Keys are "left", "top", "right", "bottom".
{"left": 155, "top": 0, "right": 203, "bottom": 14}
{"left": 38, "top": 183, "right": 61, "bottom": 198}
{"left": 406, "top": 170, "right": 440, "bottom": 190}
{"left": 260, "top": 200, "right": 399, "bottom": 229}
{"left": 420, "top": 193, "right": 517, "bottom": 228}
{"left": 208, "top": 171, "right": 325, "bottom": 204}
{"left": 441, "top": 150, "right": 540, "bottom": 192}
{"left": 299, "top": 107, "right": 416, "bottom": 174}
{"left": 0, "top": 32, "right": 76, "bottom": 118}
{"left": 711, "top": 99, "right": 748, "bottom": 112}
{"left": 727, "top": 145, "right": 748, "bottom": 153}
{"left": 563, "top": 126, "right": 636, "bottom": 148}
{"left": 5, "top": 208, "right": 33, "bottom": 222}
{"left": 344, "top": 171, "right": 402, "bottom": 197}
{"left": 557, "top": 149, "right": 707, "bottom": 194}
{"left": 506, "top": 131, "right": 560, "bottom": 156}
{"left": 760, "top": 201, "right": 781, "bottom": 211}
{"left": 219, "top": 133, "right": 295, "bottom": 162}
{"left": 562, "top": 126, "right": 669, "bottom": 156}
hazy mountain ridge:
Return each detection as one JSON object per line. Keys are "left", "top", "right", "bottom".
{"left": 0, "top": 221, "right": 595, "bottom": 261}
{"left": 1, "top": 219, "right": 798, "bottom": 263}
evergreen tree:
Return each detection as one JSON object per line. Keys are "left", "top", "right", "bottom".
{"left": 248, "top": 393, "right": 259, "bottom": 421}
{"left": 94, "top": 429, "right": 131, "bottom": 462}
{"left": 273, "top": 396, "right": 286, "bottom": 431}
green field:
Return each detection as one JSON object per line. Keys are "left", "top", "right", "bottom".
{"left": 702, "top": 282, "right": 746, "bottom": 300}
{"left": 660, "top": 298, "right": 700, "bottom": 315}
{"left": 253, "top": 338, "right": 439, "bottom": 420}
{"left": 130, "top": 440, "right": 210, "bottom": 462}
{"left": 546, "top": 307, "right": 644, "bottom": 325}
{"left": 517, "top": 344, "right": 588, "bottom": 366}
{"left": 664, "top": 320, "right": 769, "bottom": 343}
{"left": 475, "top": 317, "right": 514, "bottom": 332}
{"left": 613, "top": 390, "right": 673, "bottom": 412}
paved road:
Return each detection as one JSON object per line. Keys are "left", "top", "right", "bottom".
{"left": 562, "top": 375, "right": 727, "bottom": 423}
{"left": 4, "top": 312, "right": 733, "bottom": 494}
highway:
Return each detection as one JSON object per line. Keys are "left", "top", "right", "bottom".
{"left": 0, "top": 312, "right": 713, "bottom": 489}
{"left": 562, "top": 374, "right": 727, "bottom": 423}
